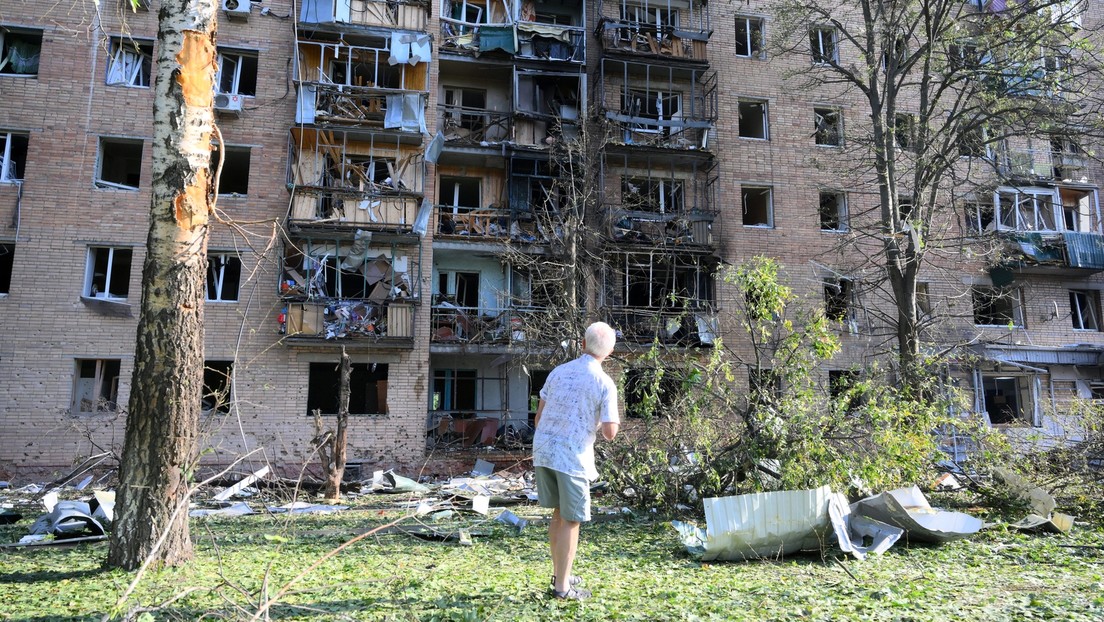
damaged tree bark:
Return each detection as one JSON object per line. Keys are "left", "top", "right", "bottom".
{"left": 107, "top": 1, "right": 218, "bottom": 570}
{"left": 321, "top": 348, "right": 351, "bottom": 501}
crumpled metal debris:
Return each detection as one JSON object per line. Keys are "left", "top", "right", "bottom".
{"left": 850, "top": 485, "right": 983, "bottom": 543}
{"left": 29, "top": 500, "right": 106, "bottom": 539}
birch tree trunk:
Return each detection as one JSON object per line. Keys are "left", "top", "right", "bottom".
{"left": 107, "top": 0, "right": 218, "bottom": 570}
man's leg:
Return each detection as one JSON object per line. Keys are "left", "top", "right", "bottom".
{"left": 550, "top": 507, "right": 580, "bottom": 593}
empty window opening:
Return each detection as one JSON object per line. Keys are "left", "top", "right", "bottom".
{"left": 85, "top": 246, "right": 132, "bottom": 300}
{"left": 916, "top": 282, "right": 932, "bottom": 317}
{"left": 828, "top": 369, "right": 863, "bottom": 412}
{"left": 330, "top": 47, "right": 401, "bottom": 89}
{"left": 439, "top": 176, "right": 481, "bottom": 211}
{"left": 307, "top": 362, "right": 389, "bottom": 415}
{"left": 738, "top": 100, "right": 768, "bottom": 139}
{"left": 734, "top": 16, "right": 764, "bottom": 58}
{"left": 895, "top": 113, "right": 917, "bottom": 151}
{"left": 742, "top": 186, "right": 772, "bottom": 227}
{"left": 432, "top": 368, "right": 477, "bottom": 412}
{"left": 625, "top": 367, "right": 684, "bottom": 419}
{"left": 973, "top": 286, "right": 1022, "bottom": 326}
{"left": 623, "top": 177, "right": 683, "bottom": 213}
{"left": 819, "top": 191, "right": 847, "bottom": 231}
{"left": 0, "top": 28, "right": 41, "bottom": 76}
{"left": 73, "top": 359, "right": 121, "bottom": 414}
{"left": 967, "top": 201, "right": 994, "bottom": 234}
{"left": 0, "top": 131, "right": 29, "bottom": 182}
{"left": 0, "top": 242, "right": 12, "bottom": 294}
{"left": 443, "top": 87, "right": 488, "bottom": 132}
{"left": 106, "top": 37, "right": 153, "bottom": 87}
{"left": 981, "top": 375, "right": 1036, "bottom": 425}
{"left": 211, "top": 145, "right": 250, "bottom": 195}
{"left": 207, "top": 253, "right": 241, "bottom": 302}
{"left": 438, "top": 270, "right": 480, "bottom": 309}
{"left": 527, "top": 369, "right": 550, "bottom": 425}
{"left": 957, "top": 125, "right": 986, "bottom": 158}
{"left": 216, "top": 49, "right": 258, "bottom": 96}
{"left": 1070, "top": 289, "right": 1100, "bottom": 330}
{"left": 813, "top": 108, "right": 842, "bottom": 146}
{"left": 622, "top": 90, "right": 682, "bottom": 135}
{"left": 810, "top": 27, "right": 837, "bottom": 64}
{"left": 202, "top": 360, "right": 233, "bottom": 414}
{"left": 96, "top": 138, "right": 143, "bottom": 189}
{"left": 824, "top": 277, "right": 853, "bottom": 322}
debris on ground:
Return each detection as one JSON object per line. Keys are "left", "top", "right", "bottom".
{"left": 850, "top": 485, "right": 983, "bottom": 543}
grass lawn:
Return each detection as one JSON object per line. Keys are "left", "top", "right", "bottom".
{"left": 1, "top": 496, "right": 1103, "bottom": 621}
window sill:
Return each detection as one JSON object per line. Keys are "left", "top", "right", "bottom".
{"left": 743, "top": 224, "right": 774, "bottom": 229}
{"left": 93, "top": 182, "right": 140, "bottom": 192}
{"left": 81, "top": 295, "right": 133, "bottom": 318}
{"left": 737, "top": 136, "right": 769, "bottom": 141}
{"left": 821, "top": 228, "right": 849, "bottom": 234}
{"left": 105, "top": 83, "right": 151, "bottom": 89}
{"left": 815, "top": 143, "right": 843, "bottom": 148}
{"left": 974, "top": 324, "right": 1024, "bottom": 329}
{"left": 0, "top": 74, "right": 38, "bottom": 79}
{"left": 206, "top": 299, "right": 240, "bottom": 304}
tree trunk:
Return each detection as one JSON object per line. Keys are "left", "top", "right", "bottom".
{"left": 107, "top": 1, "right": 218, "bottom": 570}
{"left": 323, "top": 349, "right": 351, "bottom": 501}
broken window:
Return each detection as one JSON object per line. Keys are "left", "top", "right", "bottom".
{"left": 216, "top": 49, "right": 258, "bottom": 96}
{"left": 0, "top": 242, "right": 12, "bottom": 294}
{"left": 96, "top": 138, "right": 143, "bottom": 189}
{"left": 202, "top": 360, "right": 233, "bottom": 414}
{"left": 624, "top": 367, "right": 684, "bottom": 419}
{"left": 0, "top": 28, "right": 42, "bottom": 76}
{"left": 443, "top": 87, "right": 487, "bottom": 133}
{"left": 734, "top": 16, "right": 764, "bottom": 58}
{"left": 106, "top": 37, "right": 153, "bottom": 87}
{"left": 528, "top": 369, "right": 550, "bottom": 425}
{"left": 622, "top": 90, "right": 682, "bottom": 136}
{"left": 882, "top": 35, "right": 909, "bottom": 71}
{"left": 211, "top": 145, "right": 250, "bottom": 195}
{"left": 73, "top": 359, "right": 121, "bottom": 414}
{"left": 981, "top": 374, "right": 1037, "bottom": 425}
{"left": 307, "top": 362, "right": 389, "bottom": 415}
{"left": 994, "top": 187, "right": 1061, "bottom": 232}
{"left": 432, "top": 368, "right": 477, "bottom": 412}
{"left": 813, "top": 108, "right": 842, "bottom": 146}
{"left": 85, "top": 246, "right": 132, "bottom": 300}
{"left": 206, "top": 253, "right": 241, "bottom": 302}
{"left": 894, "top": 113, "right": 917, "bottom": 151}
{"left": 742, "top": 186, "right": 772, "bottom": 227}
{"left": 1051, "top": 136, "right": 1084, "bottom": 180}
{"left": 809, "top": 26, "right": 837, "bottom": 65}
{"left": 819, "top": 191, "right": 848, "bottom": 231}
{"left": 824, "top": 277, "right": 853, "bottom": 322}
{"left": 948, "top": 40, "right": 985, "bottom": 73}
{"left": 828, "top": 369, "right": 863, "bottom": 412}
{"left": 966, "top": 201, "right": 994, "bottom": 234}
{"left": 957, "top": 125, "right": 987, "bottom": 159}
{"left": 439, "top": 176, "right": 481, "bottom": 211}
{"left": 749, "top": 367, "right": 781, "bottom": 407}
{"left": 1070, "top": 289, "right": 1100, "bottom": 330}
{"left": 622, "top": 177, "right": 683, "bottom": 213}
{"left": 0, "top": 131, "right": 29, "bottom": 182}
{"left": 738, "top": 100, "right": 768, "bottom": 139}
{"left": 437, "top": 270, "right": 480, "bottom": 309}
{"left": 973, "top": 286, "right": 1022, "bottom": 327}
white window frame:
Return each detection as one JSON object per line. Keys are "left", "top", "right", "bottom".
{"left": 993, "top": 187, "right": 1063, "bottom": 232}
{"left": 0, "top": 28, "right": 42, "bottom": 76}
{"left": 737, "top": 99, "right": 769, "bottom": 140}
{"left": 215, "top": 49, "right": 257, "bottom": 96}
{"left": 623, "top": 177, "right": 684, "bottom": 214}
{"left": 72, "top": 358, "right": 121, "bottom": 414}
{"left": 810, "top": 26, "right": 837, "bottom": 65}
{"left": 0, "top": 130, "right": 28, "bottom": 182}
{"left": 742, "top": 186, "right": 773, "bottom": 228}
{"left": 819, "top": 190, "right": 848, "bottom": 232}
{"left": 623, "top": 90, "right": 683, "bottom": 136}
{"left": 813, "top": 107, "right": 843, "bottom": 146}
{"left": 734, "top": 15, "right": 764, "bottom": 59}
{"left": 1070, "top": 289, "right": 1100, "bottom": 331}
{"left": 207, "top": 253, "right": 241, "bottom": 302}
{"left": 106, "top": 37, "right": 153, "bottom": 88}
{"left": 84, "top": 246, "right": 131, "bottom": 300}
{"left": 972, "top": 285, "right": 1024, "bottom": 327}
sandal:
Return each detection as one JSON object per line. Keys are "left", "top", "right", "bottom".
{"left": 551, "top": 586, "right": 591, "bottom": 600}
{"left": 551, "top": 575, "right": 583, "bottom": 588}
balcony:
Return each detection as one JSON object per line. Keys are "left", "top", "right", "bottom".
{"left": 606, "top": 204, "right": 714, "bottom": 247}
{"left": 287, "top": 128, "right": 424, "bottom": 231}
{"left": 598, "top": 58, "right": 717, "bottom": 151}
{"left": 603, "top": 307, "right": 717, "bottom": 346}
{"left": 439, "top": 104, "right": 512, "bottom": 145}
{"left": 430, "top": 304, "right": 544, "bottom": 344}
{"left": 597, "top": 1, "right": 711, "bottom": 63}
{"left": 979, "top": 185, "right": 1104, "bottom": 273}
{"left": 999, "top": 147, "right": 1088, "bottom": 182}
{"left": 283, "top": 300, "right": 416, "bottom": 346}
{"left": 298, "top": 0, "right": 429, "bottom": 31}
{"left": 439, "top": 0, "right": 585, "bottom": 62}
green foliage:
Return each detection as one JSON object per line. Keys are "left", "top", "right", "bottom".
{"left": 602, "top": 257, "right": 956, "bottom": 512}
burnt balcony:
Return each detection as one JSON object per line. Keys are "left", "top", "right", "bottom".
{"left": 298, "top": 0, "right": 429, "bottom": 31}
{"left": 603, "top": 307, "right": 717, "bottom": 347}
{"left": 597, "top": 0, "right": 711, "bottom": 63}
{"left": 283, "top": 300, "right": 416, "bottom": 346}
{"left": 438, "top": 104, "right": 512, "bottom": 145}
{"left": 605, "top": 203, "right": 714, "bottom": 247}
{"left": 597, "top": 58, "right": 717, "bottom": 151}
{"left": 430, "top": 303, "right": 544, "bottom": 344}
{"left": 977, "top": 185, "right": 1104, "bottom": 273}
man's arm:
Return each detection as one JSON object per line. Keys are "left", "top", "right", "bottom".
{"left": 533, "top": 398, "right": 546, "bottom": 430}
{"left": 600, "top": 421, "right": 619, "bottom": 440}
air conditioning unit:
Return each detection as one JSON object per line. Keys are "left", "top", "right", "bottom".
{"left": 222, "top": 0, "right": 251, "bottom": 21}
{"left": 214, "top": 92, "right": 243, "bottom": 117}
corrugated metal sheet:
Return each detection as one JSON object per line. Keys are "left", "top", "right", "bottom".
{"left": 1063, "top": 232, "right": 1104, "bottom": 269}
{"left": 700, "top": 486, "right": 838, "bottom": 561}
{"left": 986, "top": 347, "right": 1104, "bottom": 366}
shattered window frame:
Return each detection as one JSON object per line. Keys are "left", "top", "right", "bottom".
{"left": 0, "top": 130, "right": 29, "bottom": 182}
{"left": 95, "top": 137, "right": 144, "bottom": 190}
{"left": 203, "top": 360, "right": 234, "bottom": 414}
{"left": 741, "top": 186, "right": 773, "bottom": 227}
{"left": 206, "top": 252, "right": 242, "bottom": 303}
{"left": 84, "top": 246, "right": 133, "bottom": 300}
{"left": 72, "top": 358, "right": 122, "bottom": 415}
{"left": 819, "top": 190, "right": 848, "bottom": 232}
{"left": 809, "top": 26, "right": 837, "bottom": 65}
{"left": 216, "top": 47, "right": 258, "bottom": 97}
{"left": 0, "top": 242, "right": 13, "bottom": 295}
{"left": 0, "top": 27, "right": 43, "bottom": 77}
{"left": 823, "top": 276, "right": 854, "bottom": 322}
{"left": 813, "top": 107, "right": 843, "bottom": 146}
{"left": 1069, "top": 289, "right": 1101, "bottom": 331}
{"left": 210, "top": 144, "right": 251, "bottom": 196}
{"left": 105, "top": 36, "right": 153, "bottom": 88}
{"left": 972, "top": 285, "right": 1023, "bottom": 327}
{"left": 737, "top": 99, "right": 769, "bottom": 140}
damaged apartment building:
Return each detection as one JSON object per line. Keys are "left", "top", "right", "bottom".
{"left": 0, "top": 0, "right": 1102, "bottom": 474}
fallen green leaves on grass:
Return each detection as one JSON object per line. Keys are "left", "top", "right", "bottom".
{"left": 1, "top": 501, "right": 1102, "bottom": 621}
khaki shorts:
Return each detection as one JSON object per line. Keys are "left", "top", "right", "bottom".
{"left": 535, "top": 466, "right": 591, "bottom": 523}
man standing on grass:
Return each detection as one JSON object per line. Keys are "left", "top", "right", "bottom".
{"left": 532, "top": 322, "right": 620, "bottom": 600}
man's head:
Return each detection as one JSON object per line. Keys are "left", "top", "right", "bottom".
{"left": 582, "top": 322, "right": 616, "bottom": 361}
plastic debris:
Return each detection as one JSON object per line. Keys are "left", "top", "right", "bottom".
{"left": 190, "top": 501, "right": 256, "bottom": 518}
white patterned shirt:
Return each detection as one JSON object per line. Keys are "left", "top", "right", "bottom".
{"left": 532, "top": 354, "right": 620, "bottom": 481}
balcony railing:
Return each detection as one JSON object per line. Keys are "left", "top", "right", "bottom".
{"left": 299, "top": 85, "right": 427, "bottom": 131}
{"left": 438, "top": 105, "right": 512, "bottom": 144}
{"left": 284, "top": 300, "right": 416, "bottom": 343}
{"left": 596, "top": 18, "right": 709, "bottom": 62}
{"left": 435, "top": 204, "right": 512, "bottom": 239}
{"left": 431, "top": 304, "right": 545, "bottom": 344}
{"left": 298, "top": 0, "right": 429, "bottom": 30}
{"left": 1000, "top": 148, "right": 1087, "bottom": 181}
{"left": 605, "top": 204, "right": 714, "bottom": 246}
{"left": 994, "top": 230, "right": 1104, "bottom": 272}
{"left": 603, "top": 307, "right": 717, "bottom": 346}
{"left": 439, "top": 20, "right": 584, "bottom": 62}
